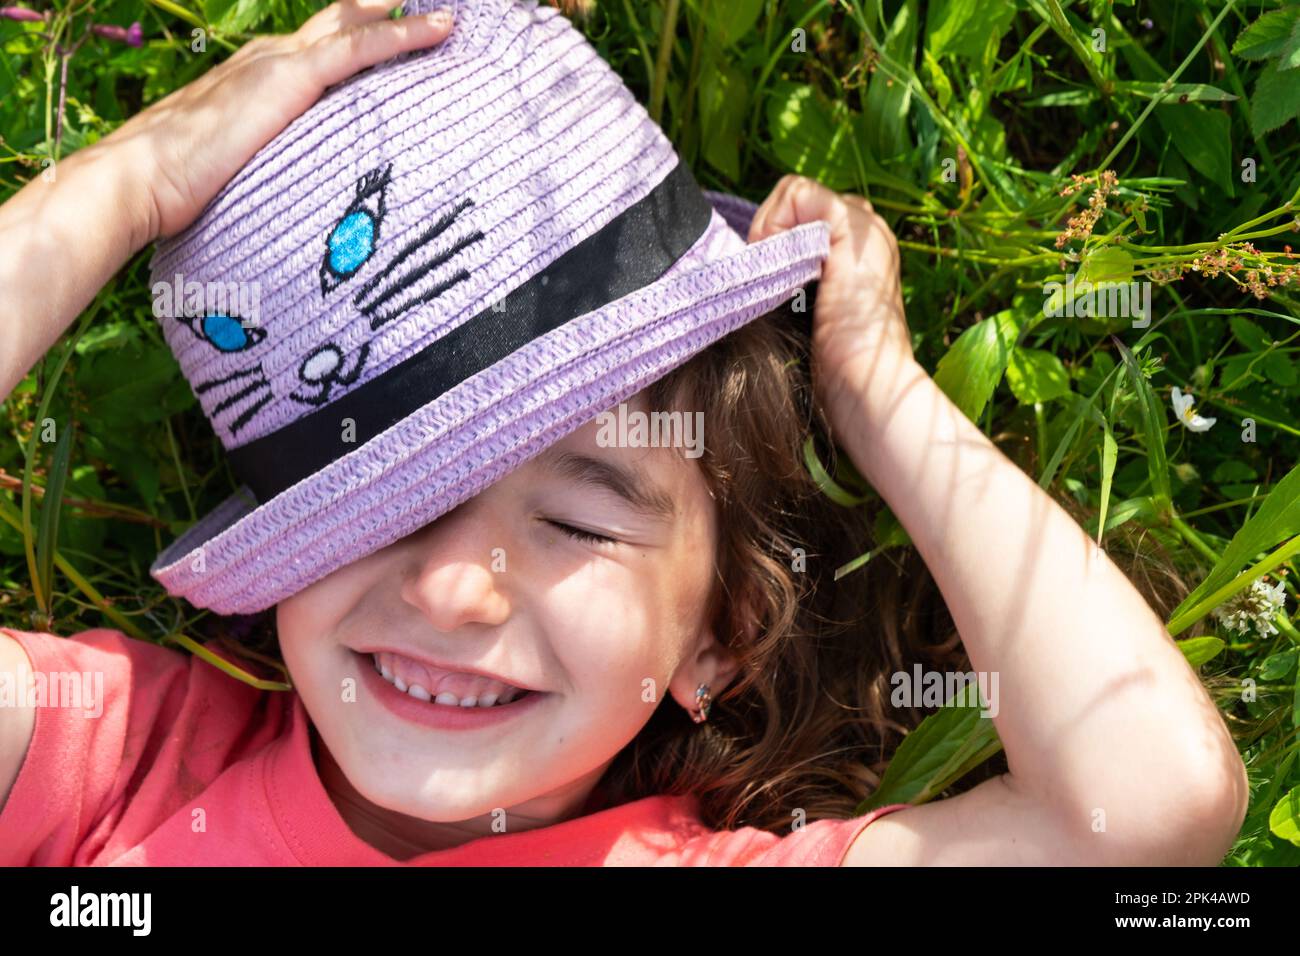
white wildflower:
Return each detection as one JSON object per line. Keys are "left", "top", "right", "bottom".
{"left": 1212, "top": 577, "right": 1288, "bottom": 638}
{"left": 1171, "top": 387, "right": 1216, "bottom": 432}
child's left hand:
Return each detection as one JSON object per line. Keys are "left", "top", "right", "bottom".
{"left": 747, "top": 174, "right": 915, "bottom": 417}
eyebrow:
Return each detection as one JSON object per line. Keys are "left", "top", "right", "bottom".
{"left": 536, "top": 448, "right": 677, "bottom": 523}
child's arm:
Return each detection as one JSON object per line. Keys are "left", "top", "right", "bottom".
{"left": 0, "top": 633, "right": 37, "bottom": 814}
{"left": 0, "top": 0, "right": 452, "bottom": 817}
{"left": 749, "top": 176, "right": 1249, "bottom": 866}
{"left": 0, "top": 0, "right": 453, "bottom": 403}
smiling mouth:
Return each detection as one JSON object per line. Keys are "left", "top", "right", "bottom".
{"left": 364, "top": 651, "right": 537, "bottom": 709}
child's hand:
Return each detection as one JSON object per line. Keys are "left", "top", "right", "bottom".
{"left": 109, "top": 0, "right": 454, "bottom": 240}
{"left": 747, "top": 175, "right": 914, "bottom": 414}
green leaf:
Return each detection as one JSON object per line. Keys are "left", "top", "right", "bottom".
{"left": 766, "top": 82, "right": 858, "bottom": 190}
{"left": 1176, "top": 636, "right": 1225, "bottom": 669}
{"left": 73, "top": 320, "right": 141, "bottom": 355}
{"left": 1078, "top": 246, "right": 1135, "bottom": 285}
{"left": 1212, "top": 459, "right": 1257, "bottom": 483}
{"left": 1261, "top": 350, "right": 1298, "bottom": 386}
{"left": 1112, "top": 81, "right": 1237, "bottom": 103}
{"left": 698, "top": 58, "right": 746, "bottom": 180}
{"left": 203, "top": 0, "right": 237, "bottom": 24}
{"left": 922, "top": 49, "right": 953, "bottom": 111}
{"left": 1229, "top": 315, "right": 1272, "bottom": 351}
{"left": 1169, "top": 460, "right": 1300, "bottom": 622}
{"left": 1259, "top": 648, "right": 1299, "bottom": 681}
{"left": 215, "top": 0, "right": 269, "bottom": 34}
{"left": 1084, "top": 495, "right": 1156, "bottom": 536}
{"left": 1251, "top": 58, "right": 1300, "bottom": 138}
{"left": 1112, "top": 338, "right": 1171, "bottom": 511}
{"left": 802, "top": 435, "right": 868, "bottom": 507}
{"left": 1231, "top": 7, "right": 1300, "bottom": 61}
{"left": 699, "top": 0, "right": 763, "bottom": 46}
{"left": 77, "top": 342, "right": 194, "bottom": 428}
{"left": 1156, "top": 104, "right": 1233, "bottom": 196}
{"left": 1269, "top": 784, "right": 1300, "bottom": 847}
{"left": 933, "top": 310, "right": 1020, "bottom": 421}
{"left": 1096, "top": 417, "right": 1118, "bottom": 541}
{"left": 1281, "top": 13, "right": 1300, "bottom": 70}
{"left": 873, "top": 505, "right": 912, "bottom": 549}
{"left": 864, "top": 0, "right": 918, "bottom": 165}
{"left": 1023, "top": 88, "right": 1097, "bottom": 108}
{"left": 1006, "top": 347, "right": 1072, "bottom": 403}
{"left": 860, "top": 693, "right": 1002, "bottom": 810}
{"left": 926, "top": 0, "right": 1015, "bottom": 60}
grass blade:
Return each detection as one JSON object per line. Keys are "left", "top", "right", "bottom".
{"left": 1112, "top": 336, "right": 1171, "bottom": 514}
{"left": 34, "top": 419, "right": 74, "bottom": 615}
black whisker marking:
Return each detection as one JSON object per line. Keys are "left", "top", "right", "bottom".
{"left": 193, "top": 363, "right": 266, "bottom": 393}
{"left": 352, "top": 197, "right": 475, "bottom": 307}
{"left": 360, "top": 231, "right": 485, "bottom": 329}
{"left": 361, "top": 269, "right": 473, "bottom": 331}
{"left": 227, "top": 389, "right": 274, "bottom": 435}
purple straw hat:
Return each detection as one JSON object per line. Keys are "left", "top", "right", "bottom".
{"left": 147, "top": 0, "right": 830, "bottom": 615}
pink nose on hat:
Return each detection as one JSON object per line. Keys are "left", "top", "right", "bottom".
{"left": 146, "top": 0, "right": 830, "bottom": 615}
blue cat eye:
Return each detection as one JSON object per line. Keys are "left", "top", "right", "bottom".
{"left": 202, "top": 314, "right": 255, "bottom": 351}
{"left": 327, "top": 211, "right": 376, "bottom": 277}
{"left": 177, "top": 312, "right": 266, "bottom": 353}
{"left": 320, "top": 164, "right": 392, "bottom": 296}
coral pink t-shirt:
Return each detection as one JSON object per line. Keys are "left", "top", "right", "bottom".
{"left": 0, "top": 627, "right": 908, "bottom": 866}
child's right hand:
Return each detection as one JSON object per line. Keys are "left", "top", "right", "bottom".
{"left": 109, "top": 0, "right": 454, "bottom": 241}
{"left": 0, "top": 0, "right": 453, "bottom": 400}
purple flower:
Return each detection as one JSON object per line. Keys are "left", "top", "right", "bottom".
{"left": 0, "top": 5, "right": 45, "bottom": 21}
{"left": 92, "top": 20, "right": 142, "bottom": 46}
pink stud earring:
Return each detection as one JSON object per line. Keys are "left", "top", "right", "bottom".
{"left": 692, "top": 683, "right": 713, "bottom": 723}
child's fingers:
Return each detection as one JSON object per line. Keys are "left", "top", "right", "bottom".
{"left": 748, "top": 174, "right": 869, "bottom": 247}
{"left": 296, "top": 0, "right": 412, "bottom": 45}
{"left": 748, "top": 175, "right": 838, "bottom": 243}
{"left": 304, "top": 12, "right": 453, "bottom": 88}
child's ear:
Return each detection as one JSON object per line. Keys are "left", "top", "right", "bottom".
{"left": 669, "top": 628, "right": 743, "bottom": 716}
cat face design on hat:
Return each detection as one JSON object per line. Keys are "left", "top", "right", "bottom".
{"left": 174, "top": 161, "right": 483, "bottom": 440}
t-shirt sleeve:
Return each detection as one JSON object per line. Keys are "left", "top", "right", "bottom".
{"left": 673, "top": 802, "right": 912, "bottom": 866}
{"left": 0, "top": 627, "right": 193, "bottom": 866}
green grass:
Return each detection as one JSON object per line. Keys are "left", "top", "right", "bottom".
{"left": 2, "top": 0, "right": 1299, "bottom": 864}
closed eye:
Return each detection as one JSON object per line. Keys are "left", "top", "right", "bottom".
{"left": 545, "top": 519, "right": 620, "bottom": 546}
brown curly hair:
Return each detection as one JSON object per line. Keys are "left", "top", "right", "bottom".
{"left": 585, "top": 295, "right": 1200, "bottom": 832}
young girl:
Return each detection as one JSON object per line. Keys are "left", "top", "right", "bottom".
{"left": 0, "top": 0, "right": 1247, "bottom": 866}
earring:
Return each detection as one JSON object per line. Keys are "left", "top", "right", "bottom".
{"left": 691, "top": 683, "right": 713, "bottom": 723}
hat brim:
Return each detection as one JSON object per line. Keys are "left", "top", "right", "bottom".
{"left": 150, "top": 195, "right": 828, "bottom": 614}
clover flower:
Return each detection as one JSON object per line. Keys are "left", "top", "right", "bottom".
{"left": 1212, "top": 577, "right": 1288, "bottom": 638}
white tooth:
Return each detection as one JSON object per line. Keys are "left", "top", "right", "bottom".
{"left": 407, "top": 683, "right": 431, "bottom": 702}
{"left": 458, "top": 696, "right": 478, "bottom": 707}
{"left": 380, "top": 663, "right": 394, "bottom": 681}
{"left": 477, "top": 692, "right": 499, "bottom": 707}
{"left": 434, "top": 692, "right": 460, "bottom": 706}
{"left": 393, "top": 675, "right": 408, "bottom": 693}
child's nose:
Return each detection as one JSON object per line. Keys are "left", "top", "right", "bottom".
{"left": 396, "top": 502, "right": 513, "bottom": 632}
